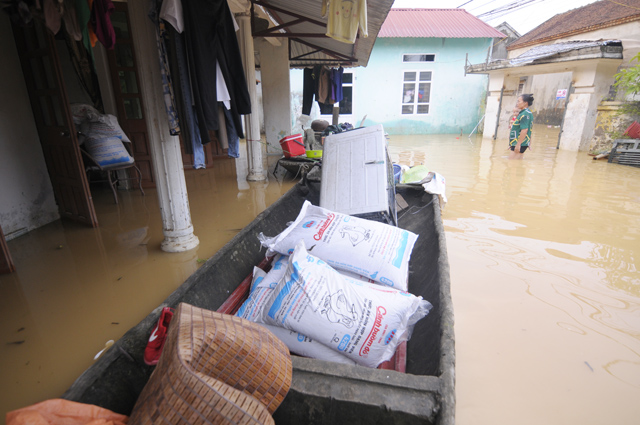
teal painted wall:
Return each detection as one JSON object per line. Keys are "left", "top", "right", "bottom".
{"left": 356, "top": 37, "right": 491, "bottom": 135}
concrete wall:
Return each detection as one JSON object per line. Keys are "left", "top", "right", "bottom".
{"left": 256, "top": 39, "right": 291, "bottom": 155}
{"left": 356, "top": 37, "right": 492, "bottom": 135}
{"left": 492, "top": 23, "right": 520, "bottom": 60}
{"left": 590, "top": 101, "right": 640, "bottom": 153}
{"left": 560, "top": 60, "right": 622, "bottom": 151}
{"left": 529, "top": 72, "right": 573, "bottom": 125}
{"left": 0, "top": 14, "right": 59, "bottom": 240}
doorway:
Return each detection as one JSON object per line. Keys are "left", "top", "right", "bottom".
{"left": 11, "top": 17, "right": 99, "bottom": 227}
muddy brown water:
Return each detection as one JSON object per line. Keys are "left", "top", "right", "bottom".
{"left": 1, "top": 129, "right": 639, "bottom": 424}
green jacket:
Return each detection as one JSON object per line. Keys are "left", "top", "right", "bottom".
{"left": 509, "top": 108, "right": 533, "bottom": 146}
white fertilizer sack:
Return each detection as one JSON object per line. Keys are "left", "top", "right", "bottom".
{"left": 339, "top": 270, "right": 375, "bottom": 284}
{"left": 260, "top": 324, "right": 356, "bottom": 365}
{"left": 262, "top": 241, "right": 432, "bottom": 368}
{"left": 259, "top": 201, "right": 417, "bottom": 291}
{"left": 251, "top": 254, "right": 288, "bottom": 291}
{"left": 237, "top": 264, "right": 355, "bottom": 365}
{"left": 83, "top": 137, "right": 134, "bottom": 168}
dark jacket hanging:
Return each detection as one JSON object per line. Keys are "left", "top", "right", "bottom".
{"left": 182, "top": 0, "right": 251, "bottom": 142}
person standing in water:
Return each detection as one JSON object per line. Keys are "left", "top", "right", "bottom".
{"left": 509, "top": 94, "right": 534, "bottom": 159}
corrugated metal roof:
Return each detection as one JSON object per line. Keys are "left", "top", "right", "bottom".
{"left": 509, "top": 39, "right": 622, "bottom": 65}
{"left": 466, "top": 40, "right": 623, "bottom": 74}
{"left": 246, "top": 0, "right": 395, "bottom": 68}
{"left": 378, "top": 8, "right": 506, "bottom": 39}
{"left": 508, "top": 0, "right": 640, "bottom": 50}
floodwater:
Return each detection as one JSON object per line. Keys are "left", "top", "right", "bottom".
{"left": 387, "top": 126, "right": 640, "bottom": 425}
{"left": 1, "top": 128, "right": 639, "bottom": 424}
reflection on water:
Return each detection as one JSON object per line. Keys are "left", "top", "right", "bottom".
{"left": 0, "top": 151, "right": 295, "bottom": 423}
{"left": 388, "top": 125, "right": 640, "bottom": 424}
{"left": 1, "top": 129, "right": 639, "bottom": 424}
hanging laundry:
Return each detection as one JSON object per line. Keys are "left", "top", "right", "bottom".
{"left": 302, "top": 65, "right": 345, "bottom": 115}
{"left": 302, "top": 68, "right": 315, "bottom": 116}
{"left": 322, "top": 0, "right": 367, "bottom": 44}
{"left": 42, "top": 0, "right": 63, "bottom": 34}
{"left": 1, "top": 0, "right": 34, "bottom": 26}
{"left": 149, "top": 0, "right": 180, "bottom": 136}
{"left": 182, "top": 0, "right": 251, "bottom": 144}
{"left": 70, "top": 0, "right": 97, "bottom": 69}
{"left": 62, "top": 0, "right": 82, "bottom": 41}
{"left": 90, "top": 0, "right": 116, "bottom": 49}
{"left": 86, "top": 0, "right": 98, "bottom": 47}
{"left": 317, "top": 66, "right": 332, "bottom": 104}
{"left": 216, "top": 62, "right": 231, "bottom": 111}
{"left": 221, "top": 104, "right": 241, "bottom": 158}
{"left": 163, "top": 6, "right": 206, "bottom": 168}
{"left": 331, "top": 66, "right": 344, "bottom": 104}
{"left": 159, "top": 0, "right": 183, "bottom": 34}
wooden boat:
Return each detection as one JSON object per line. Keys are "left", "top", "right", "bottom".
{"left": 62, "top": 178, "right": 455, "bottom": 425}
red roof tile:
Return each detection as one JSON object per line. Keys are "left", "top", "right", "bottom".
{"left": 379, "top": 8, "right": 506, "bottom": 39}
{"left": 508, "top": 0, "right": 640, "bottom": 50}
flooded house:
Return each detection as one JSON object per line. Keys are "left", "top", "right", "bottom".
{"left": 0, "top": 0, "right": 397, "bottom": 417}
{"left": 0, "top": 0, "right": 395, "bottom": 257}
{"left": 466, "top": 0, "right": 640, "bottom": 152}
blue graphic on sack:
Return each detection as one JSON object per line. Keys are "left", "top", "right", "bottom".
{"left": 338, "top": 334, "right": 351, "bottom": 351}
{"left": 380, "top": 276, "right": 393, "bottom": 287}
{"left": 385, "top": 329, "right": 397, "bottom": 345}
{"left": 303, "top": 220, "right": 315, "bottom": 228}
{"left": 392, "top": 231, "right": 409, "bottom": 268}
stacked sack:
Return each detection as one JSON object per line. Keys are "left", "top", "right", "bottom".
{"left": 71, "top": 103, "right": 134, "bottom": 168}
{"left": 236, "top": 201, "right": 432, "bottom": 368}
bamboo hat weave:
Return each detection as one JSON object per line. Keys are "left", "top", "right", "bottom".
{"left": 129, "top": 303, "right": 292, "bottom": 425}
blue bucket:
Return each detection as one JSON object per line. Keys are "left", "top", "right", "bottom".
{"left": 393, "top": 164, "right": 402, "bottom": 184}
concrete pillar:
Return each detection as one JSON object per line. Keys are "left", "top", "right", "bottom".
{"left": 559, "top": 61, "right": 621, "bottom": 151}
{"left": 483, "top": 73, "right": 522, "bottom": 141}
{"left": 236, "top": 12, "right": 266, "bottom": 181}
{"left": 256, "top": 38, "right": 292, "bottom": 155}
{"left": 482, "top": 72, "right": 503, "bottom": 139}
{"left": 128, "top": 2, "right": 199, "bottom": 252}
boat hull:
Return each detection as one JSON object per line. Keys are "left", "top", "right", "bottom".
{"left": 62, "top": 181, "right": 455, "bottom": 425}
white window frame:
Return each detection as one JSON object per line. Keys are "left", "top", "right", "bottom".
{"left": 402, "top": 53, "right": 436, "bottom": 63}
{"left": 340, "top": 70, "right": 354, "bottom": 116}
{"left": 401, "top": 69, "right": 433, "bottom": 115}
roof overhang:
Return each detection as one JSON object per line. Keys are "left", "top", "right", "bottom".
{"left": 466, "top": 40, "right": 623, "bottom": 75}
{"left": 239, "top": 0, "right": 394, "bottom": 68}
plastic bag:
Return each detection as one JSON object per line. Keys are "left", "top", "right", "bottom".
{"left": 6, "top": 399, "right": 128, "bottom": 425}
{"left": 400, "top": 164, "right": 430, "bottom": 184}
